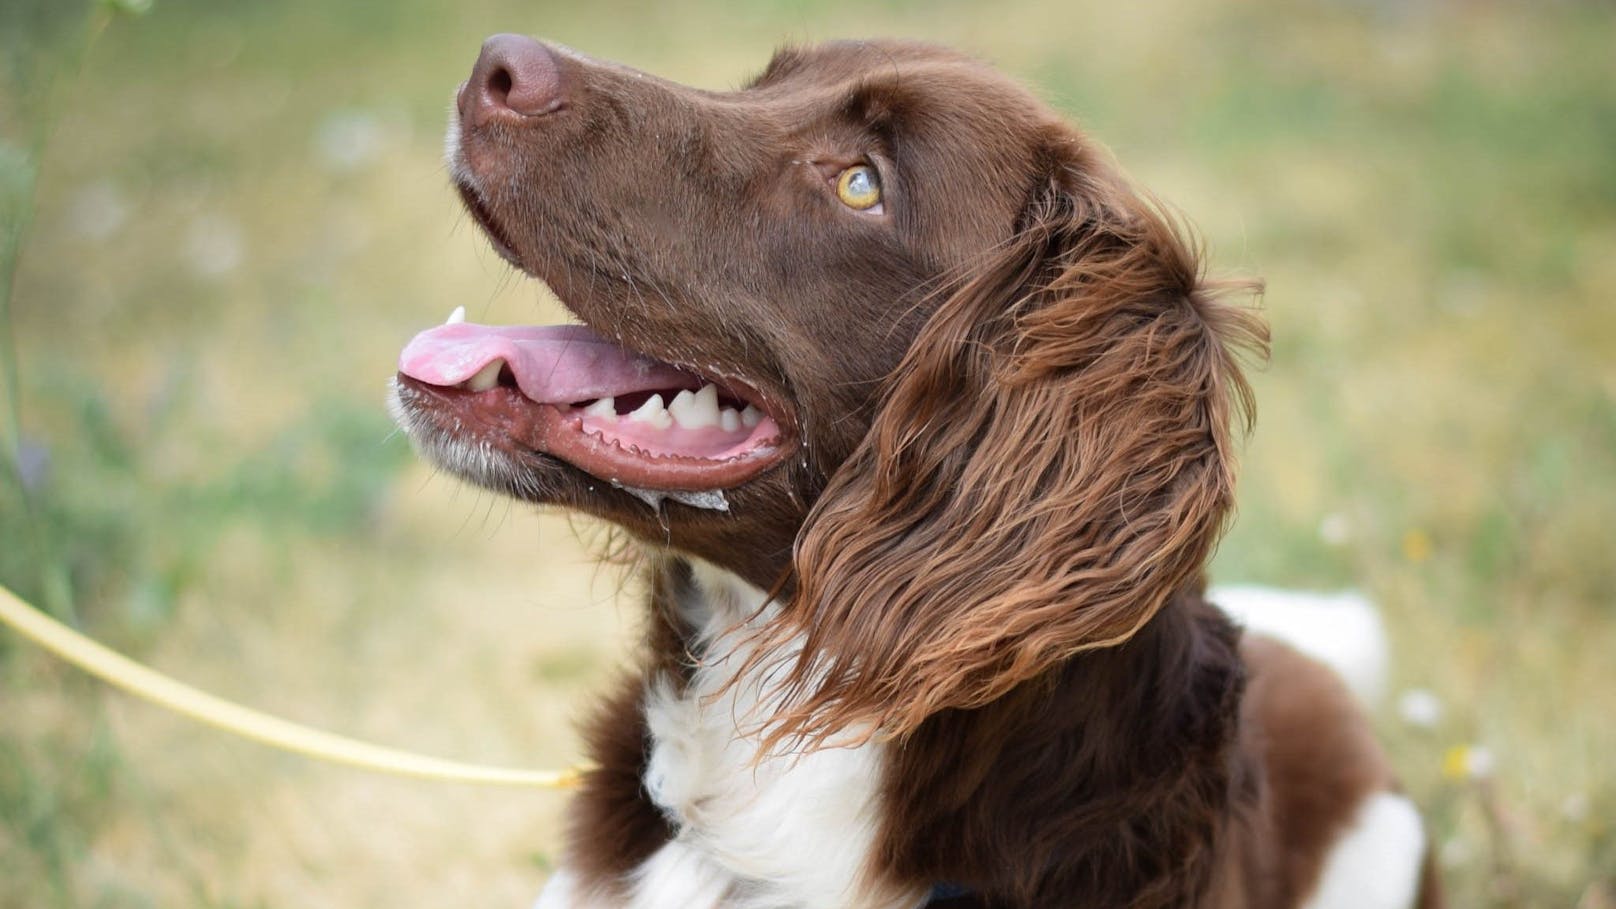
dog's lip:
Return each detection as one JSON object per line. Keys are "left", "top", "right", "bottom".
{"left": 395, "top": 374, "right": 797, "bottom": 492}
{"left": 396, "top": 318, "right": 799, "bottom": 492}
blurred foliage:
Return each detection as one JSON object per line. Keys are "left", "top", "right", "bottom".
{"left": 2, "top": 1, "right": 414, "bottom": 903}
{"left": 1, "top": 0, "right": 1613, "bottom": 906}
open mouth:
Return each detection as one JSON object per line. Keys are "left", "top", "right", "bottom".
{"left": 395, "top": 312, "right": 795, "bottom": 493}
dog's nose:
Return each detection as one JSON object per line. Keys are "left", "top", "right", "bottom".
{"left": 459, "top": 34, "right": 566, "bottom": 126}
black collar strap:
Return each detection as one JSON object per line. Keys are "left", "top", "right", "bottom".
{"left": 927, "top": 882, "right": 974, "bottom": 904}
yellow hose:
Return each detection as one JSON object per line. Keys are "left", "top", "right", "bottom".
{"left": 0, "top": 582, "right": 586, "bottom": 789}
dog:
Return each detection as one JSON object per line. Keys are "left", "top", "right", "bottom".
{"left": 390, "top": 35, "right": 1443, "bottom": 908}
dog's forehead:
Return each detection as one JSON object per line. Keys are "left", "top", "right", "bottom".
{"left": 750, "top": 40, "right": 970, "bottom": 86}
{"left": 732, "top": 42, "right": 1070, "bottom": 267}
{"left": 748, "top": 40, "right": 1046, "bottom": 115}
{"left": 747, "top": 41, "right": 1061, "bottom": 168}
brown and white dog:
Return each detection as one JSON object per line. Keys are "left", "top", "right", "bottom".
{"left": 390, "top": 35, "right": 1442, "bottom": 909}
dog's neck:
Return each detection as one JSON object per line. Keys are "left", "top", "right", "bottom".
{"left": 637, "top": 555, "right": 924, "bottom": 908}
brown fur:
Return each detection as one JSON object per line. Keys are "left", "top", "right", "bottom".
{"left": 565, "top": 566, "right": 697, "bottom": 902}
{"left": 400, "top": 36, "right": 1443, "bottom": 907}
{"left": 878, "top": 591, "right": 1250, "bottom": 906}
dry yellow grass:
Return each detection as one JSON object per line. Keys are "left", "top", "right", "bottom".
{"left": 3, "top": 0, "right": 1613, "bottom": 906}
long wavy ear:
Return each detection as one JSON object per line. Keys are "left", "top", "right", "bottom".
{"left": 764, "top": 146, "right": 1267, "bottom": 748}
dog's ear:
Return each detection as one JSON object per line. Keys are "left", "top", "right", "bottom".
{"left": 764, "top": 142, "right": 1267, "bottom": 747}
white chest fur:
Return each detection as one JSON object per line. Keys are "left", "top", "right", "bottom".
{"left": 626, "top": 562, "right": 922, "bottom": 909}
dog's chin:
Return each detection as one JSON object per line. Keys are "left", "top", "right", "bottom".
{"left": 388, "top": 377, "right": 566, "bottom": 500}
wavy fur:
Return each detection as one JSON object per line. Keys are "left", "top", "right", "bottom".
{"left": 763, "top": 148, "right": 1267, "bottom": 747}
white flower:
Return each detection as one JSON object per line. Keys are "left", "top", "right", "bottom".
{"left": 1318, "top": 512, "right": 1352, "bottom": 546}
{"left": 68, "top": 180, "right": 131, "bottom": 241}
{"left": 1396, "top": 688, "right": 1443, "bottom": 729}
{"left": 184, "top": 214, "right": 245, "bottom": 278}
{"left": 1560, "top": 792, "right": 1589, "bottom": 823}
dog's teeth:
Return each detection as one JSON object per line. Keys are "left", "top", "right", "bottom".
{"left": 669, "top": 384, "right": 720, "bottom": 429}
{"left": 627, "top": 393, "right": 673, "bottom": 429}
{"left": 740, "top": 404, "right": 763, "bottom": 428}
{"left": 584, "top": 397, "right": 617, "bottom": 419}
{"left": 465, "top": 359, "right": 503, "bottom": 392}
{"left": 719, "top": 407, "right": 740, "bottom": 433}
{"left": 445, "top": 305, "right": 466, "bottom": 325}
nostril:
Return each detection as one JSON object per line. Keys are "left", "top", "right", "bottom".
{"left": 463, "top": 34, "right": 566, "bottom": 125}
{"left": 488, "top": 67, "right": 513, "bottom": 101}
{"left": 482, "top": 65, "right": 514, "bottom": 110}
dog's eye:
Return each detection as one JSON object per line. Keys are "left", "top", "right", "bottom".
{"left": 835, "top": 164, "right": 883, "bottom": 212}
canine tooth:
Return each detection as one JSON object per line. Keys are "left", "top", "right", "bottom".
{"left": 445, "top": 305, "right": 466, "bottom": 325}
{"left": 627, "top": 393, "right": 673, "bottom": 429}
{"left": 740, "top": 404, "right": 763, "bottom": 428}
{"left": 465, "top": 358, "right": 503, "bottom": 392}
{"left": 719, "top": 407, "right": 740, "bottom": 433}
{"left": 669, "top": 384, "right": 720, "bottom": 429}
{"left": 584, "top": 397, "right": 617, "bottom": 419}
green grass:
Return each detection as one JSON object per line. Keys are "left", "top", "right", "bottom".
{"left": 2, "top": 0, "right": 1613, "bottom": 906}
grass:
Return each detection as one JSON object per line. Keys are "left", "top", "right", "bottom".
{"left": 1, "top": 0, "right": 1612, "bottom": 906}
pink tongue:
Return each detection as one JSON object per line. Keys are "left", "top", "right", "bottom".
{"left": 398, "top": 322, "right": 699, "bottom": 404}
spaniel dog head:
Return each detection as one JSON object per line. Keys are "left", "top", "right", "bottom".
{"left": 392, "top": 37, "right": 1265, "bottom": 743}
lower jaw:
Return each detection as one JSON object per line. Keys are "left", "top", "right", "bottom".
{"left": 396, "top": 376, "right": 795, "bottom": 493}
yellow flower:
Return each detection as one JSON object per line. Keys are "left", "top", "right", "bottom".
{"left": 1402, "top": 529, "right": 1433, "bottom": 563}
{"left": 1442, "top": 744, "right": 1495, "bottom": 781}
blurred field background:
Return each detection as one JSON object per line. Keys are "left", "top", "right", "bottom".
{"left": 1, "top": 0, "right": 1612, "bottom": 906}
